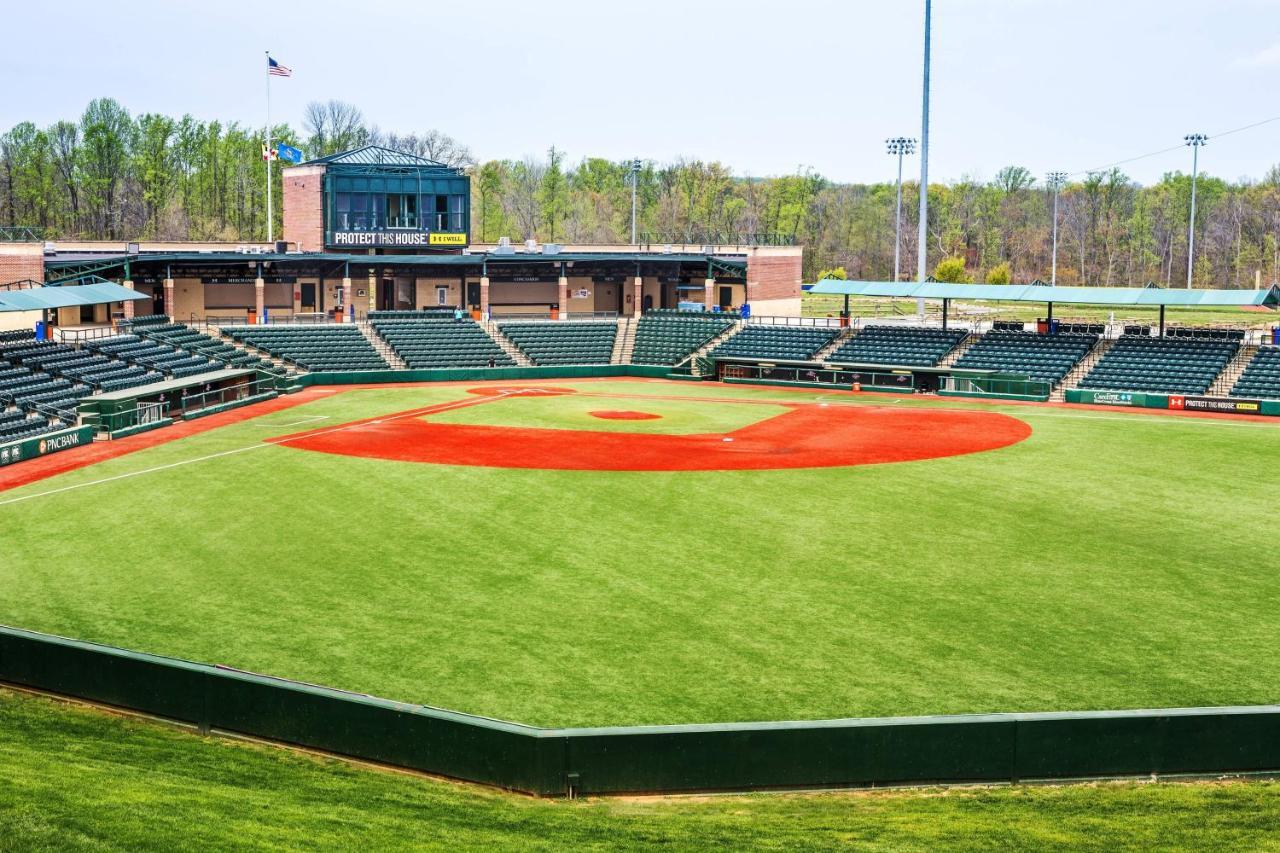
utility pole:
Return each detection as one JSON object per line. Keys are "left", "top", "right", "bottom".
{"left": 629, "top": 159, "right": 642, "bottom": 245}
{"left": 1184, "top": 134, "right": 1208, "bottom": 289}
{"left": 887, "top": 138, "right": 917, "bottom": 282}
{"left": 1046, "top": 171, "right": 1067, "bottom": 285}
{"left": 916, "top": 0, "right": 932, "bottom": 318}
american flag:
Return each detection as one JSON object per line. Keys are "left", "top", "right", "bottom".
{"left": 268, "top": 56, "right": 292, "bottom": 77}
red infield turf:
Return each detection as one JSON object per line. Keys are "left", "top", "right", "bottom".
{"left": 277, "top": 389, "right": 1032, "bottom": 471}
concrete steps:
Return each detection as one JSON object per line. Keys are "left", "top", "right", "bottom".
{"left": 481, "top": 320, "right": 532, "bottom": 367}
{"left": 936, "top": 332, "right": 979, "bottom": 368}
{"left": 1051, "top": 337, "right": 1116, "bottom": 401}
{"left": 812, "top": 327, "right": 855, "bottom": 362}
{"left": 611, "top": 317, "right": 636, "bottom": 365}
{"left": 357, "top": 321, "right": 405, "bottom": 370}
{"left": 1209, "top": 344, "right": 1257, "bottom": 396}
{"left": 683, "top": 320, "right": 745, "bottom": 376}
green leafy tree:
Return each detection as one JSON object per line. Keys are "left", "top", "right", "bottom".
{"left": 986, "top": 261, "right": 1013, "bottom": 284}
{"left": 934, "top": 255, "right": 973, "bottom": 283}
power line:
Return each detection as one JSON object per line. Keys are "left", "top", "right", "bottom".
{"left": 1070, "top": 114, "right": 1280, "bottom": 178}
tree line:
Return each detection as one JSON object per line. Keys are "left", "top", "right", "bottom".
{"left": 4, "top": 99, "right": 1279, "bottom": 288}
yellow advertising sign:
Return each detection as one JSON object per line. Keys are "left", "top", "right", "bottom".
{"left": 429, "top": 233, "right": 468, "bottom": 246}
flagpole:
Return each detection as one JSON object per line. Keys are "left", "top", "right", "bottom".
{"left": 265, "top": 50, "right": 274, "bottom": 244}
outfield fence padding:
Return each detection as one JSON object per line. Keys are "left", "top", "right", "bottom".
{"left": 3, "top": 625, "right": 1279, "bottom": 796}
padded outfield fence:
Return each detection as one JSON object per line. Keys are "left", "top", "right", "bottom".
{"left": 3, "top": 624, "right": 1279, "bottom": 797}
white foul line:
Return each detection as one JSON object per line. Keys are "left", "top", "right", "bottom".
{"left": 0, "top": 393, "right": 499, "bottom": 509}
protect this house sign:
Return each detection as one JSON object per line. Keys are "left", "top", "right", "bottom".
{"left": 330, "top": 232, "right": 467, "bottom": 248}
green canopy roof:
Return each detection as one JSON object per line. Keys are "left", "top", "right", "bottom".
{"left": 0, "top": 282, "right": 146, "bottom": 313}
{"left": 807, "top": 280, "right": 1280, "bottom": 308}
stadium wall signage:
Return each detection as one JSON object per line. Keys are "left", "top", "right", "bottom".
{"left": 0, "top": 426, "right": 92, "bottom": 468}
{"left": 1168, "top": 395, "right": 1262, "bottom": 414}
{"left": 328, "top": 231, "right": 467, "bottom": 248}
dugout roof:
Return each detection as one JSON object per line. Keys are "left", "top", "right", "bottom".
{"left": 807, "top": 280, "right": 1280, "bottom": 308}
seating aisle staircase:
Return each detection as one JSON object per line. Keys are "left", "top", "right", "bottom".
{"left": 1051, "top": 337, "right": 1114, "bottom": 402}
{"left": 480, "top": 320, "right": 532, "bottom": 367}
{"left": 358, "top": 321, "right": 408, "bottom": 370}
{"left": 811, "top": 328, "right": 854, "bottom": 362}
{"left": 936, "top": 332, "right": 979, "bottom": 368}
{"left": 685, "top": 320, "right": 745, "bottom": 376}
{"left": 1208, "top": 344, "right": 1259, "bottom": 397}
{"left": 611, "top": 317, "right": 635, "bottom": 365}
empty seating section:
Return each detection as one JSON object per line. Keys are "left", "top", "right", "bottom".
{"left": 1079, "top": 336, "right": 1238, "bottom": 394}
{"left": 632, "top": 310, "right": 735, "bottom": 365}
{"left": 500, "top": 322, "right": 616, "bottom": 365}
{"left": 1231, "top": 347, "right": 1280, "bottom": 400}
{"left": 131, "top": 321, "right": 278, "bottom": 373}
{"left": 84, "top": 335, "right": 221, "bottom": 379}
{"left": 708, "top": 325, "right": 837, "bottom": 361}
{"left": 955, "top": 331, "right": 1098, "bottom": 386}
{"left": 224, "top": 326, "right": 388, "bottom": 371}
{"left": 0, "top": 342, "right": 82, "bottom": 438}
{"left": 372, "top": 319, "right": 512, "bottom": 369}
{"left": 830, "top": 326, "right": 965, "bottom": 366}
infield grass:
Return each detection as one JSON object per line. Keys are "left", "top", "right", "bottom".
{"left": 5, "top": 689, "right": 1280, "bottom": 852}
{"left": 2, "top": 379, "right": 1278, "bottom": 727}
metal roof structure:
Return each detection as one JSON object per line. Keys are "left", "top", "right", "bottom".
{"left": 0, "top": 281, "right": 146, "bottom": 313}
{"left": 42, "top": 251, "right": 749, "bottom": 281}
{"left": 807, "top": 279, "right": 1280, "bottom": 308}
{"left": 299, "top": 145, "right": 449, "bottom": 168}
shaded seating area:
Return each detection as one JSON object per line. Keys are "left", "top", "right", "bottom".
{"left": 954, "top": 331, "right": 1098, "bottom": 386}
{"left": 1079, "top": 336, "right": 1239, "bottom": 395}
{"left": 1231, "top": 347, "right": 1280, "bottom": 400}
{"left": 829, "top": 326, "right": 966, "bottom": 366}
{"left": 500, "top": 322, "right": 616, "bottom": 365}
{"left": 708, "top": 325, "right": 837, "bottom": 361}
{"left": 631, "top": 310, "right": 736, "bottom": 366}
{"left": 223, "top": 326, "right": 388, "bottom": 371}
{"left": 371, "top": 318, "right": 514, "bottom": 369}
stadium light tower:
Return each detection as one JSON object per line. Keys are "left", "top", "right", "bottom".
{"left": 1046, "top": 171, "right": 1068, "bottom": 285}
{"left": 1184, "top": 134, "right": 1208, "bottom": 289}
{"left": 629, "top": 159, "right": 643, "bottom": 245}
{"left": 916, "top": 0, "right": 932, "bottom": 318}
{"left": 886, "top": 138, "right": 917, "bottom": 282}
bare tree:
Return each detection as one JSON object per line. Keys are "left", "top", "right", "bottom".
{"left": 303, "top": 101, "right": 369, "bottom": 158}
{"left": 372, "top": 129, "right": 474, "bottom": 168}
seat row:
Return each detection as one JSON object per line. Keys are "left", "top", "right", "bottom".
{"left": 1230, "top": 347, "right": 1280, "bottom": 400}
{"left": 500, "top": 322, "right": 617, "bottom": 365}
{"left": 632, "top": 313, "right": 735, "bottom": 365}
{"left": 1080, "top": 336, "right": 1238, "bottom": 395}
{"left": 224, "top": 327, "right": 389, "bottom": 371}
{"left": 830, "top": 326, "right": 966, "bottom": 367}
{"left": 708, "top": 326, "right": 838, "bottom": 362}
{"left": 372, "top": 319, "right": 513, "bottom": 369}
{"left": 955, "top": 332, "right": 1098, "bottom": 385}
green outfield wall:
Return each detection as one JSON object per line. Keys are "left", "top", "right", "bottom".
{"left": 3, "top": 626, "right": 1278, "bottom": 797}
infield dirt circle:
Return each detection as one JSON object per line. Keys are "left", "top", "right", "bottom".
{"left": 277, "top": 389, "right": 1032, "bottom": 472}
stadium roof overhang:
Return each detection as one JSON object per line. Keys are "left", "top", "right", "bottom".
{"left": 806, "top": 279, "right": 1280, "bottom": 309}
{"left": 0, "top": 281, "right": 146, "bottom": 313}
{"left": 43, "top": 251, "right": 748, "bottom": 280}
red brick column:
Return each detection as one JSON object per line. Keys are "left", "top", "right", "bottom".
{"left": 163, "top": 278, "right": 176, "bottom": 321}
{"left": 122, "top": 280, "right": 136, "bottom": 321}
{"left": 557, "top": 276, "right": 569, "bottom": 319}
{"left": 480, "top": 276, "right": 490, "bottom": 317}
{"left": 633, "top": 276, "right": 643, "bottom": 316}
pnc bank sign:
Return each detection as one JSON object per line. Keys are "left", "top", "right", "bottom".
{"left": 329, "top": 231, "right": 468, "bottom": 248}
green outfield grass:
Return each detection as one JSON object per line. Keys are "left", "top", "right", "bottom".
{"left": 2, "top": 380, "right": 1279, "bottom": 728}
{"left": 4, "top": 689, "right": 1280, "bottom": 851}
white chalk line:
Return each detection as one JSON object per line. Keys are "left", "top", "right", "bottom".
{"left": 0, "top": 392, "right": 506, "bottom": 509}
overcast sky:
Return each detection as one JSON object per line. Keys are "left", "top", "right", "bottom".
{"left": 3, "top": 0, "right": 1279, "bottom": 185}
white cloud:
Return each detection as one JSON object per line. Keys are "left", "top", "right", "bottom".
{"left": 1235, "top": 42, "right": 1280, "bottom": 68}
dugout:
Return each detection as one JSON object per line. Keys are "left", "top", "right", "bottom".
{"left": 78, "top": 368, "right": 276, "bottom": 438}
